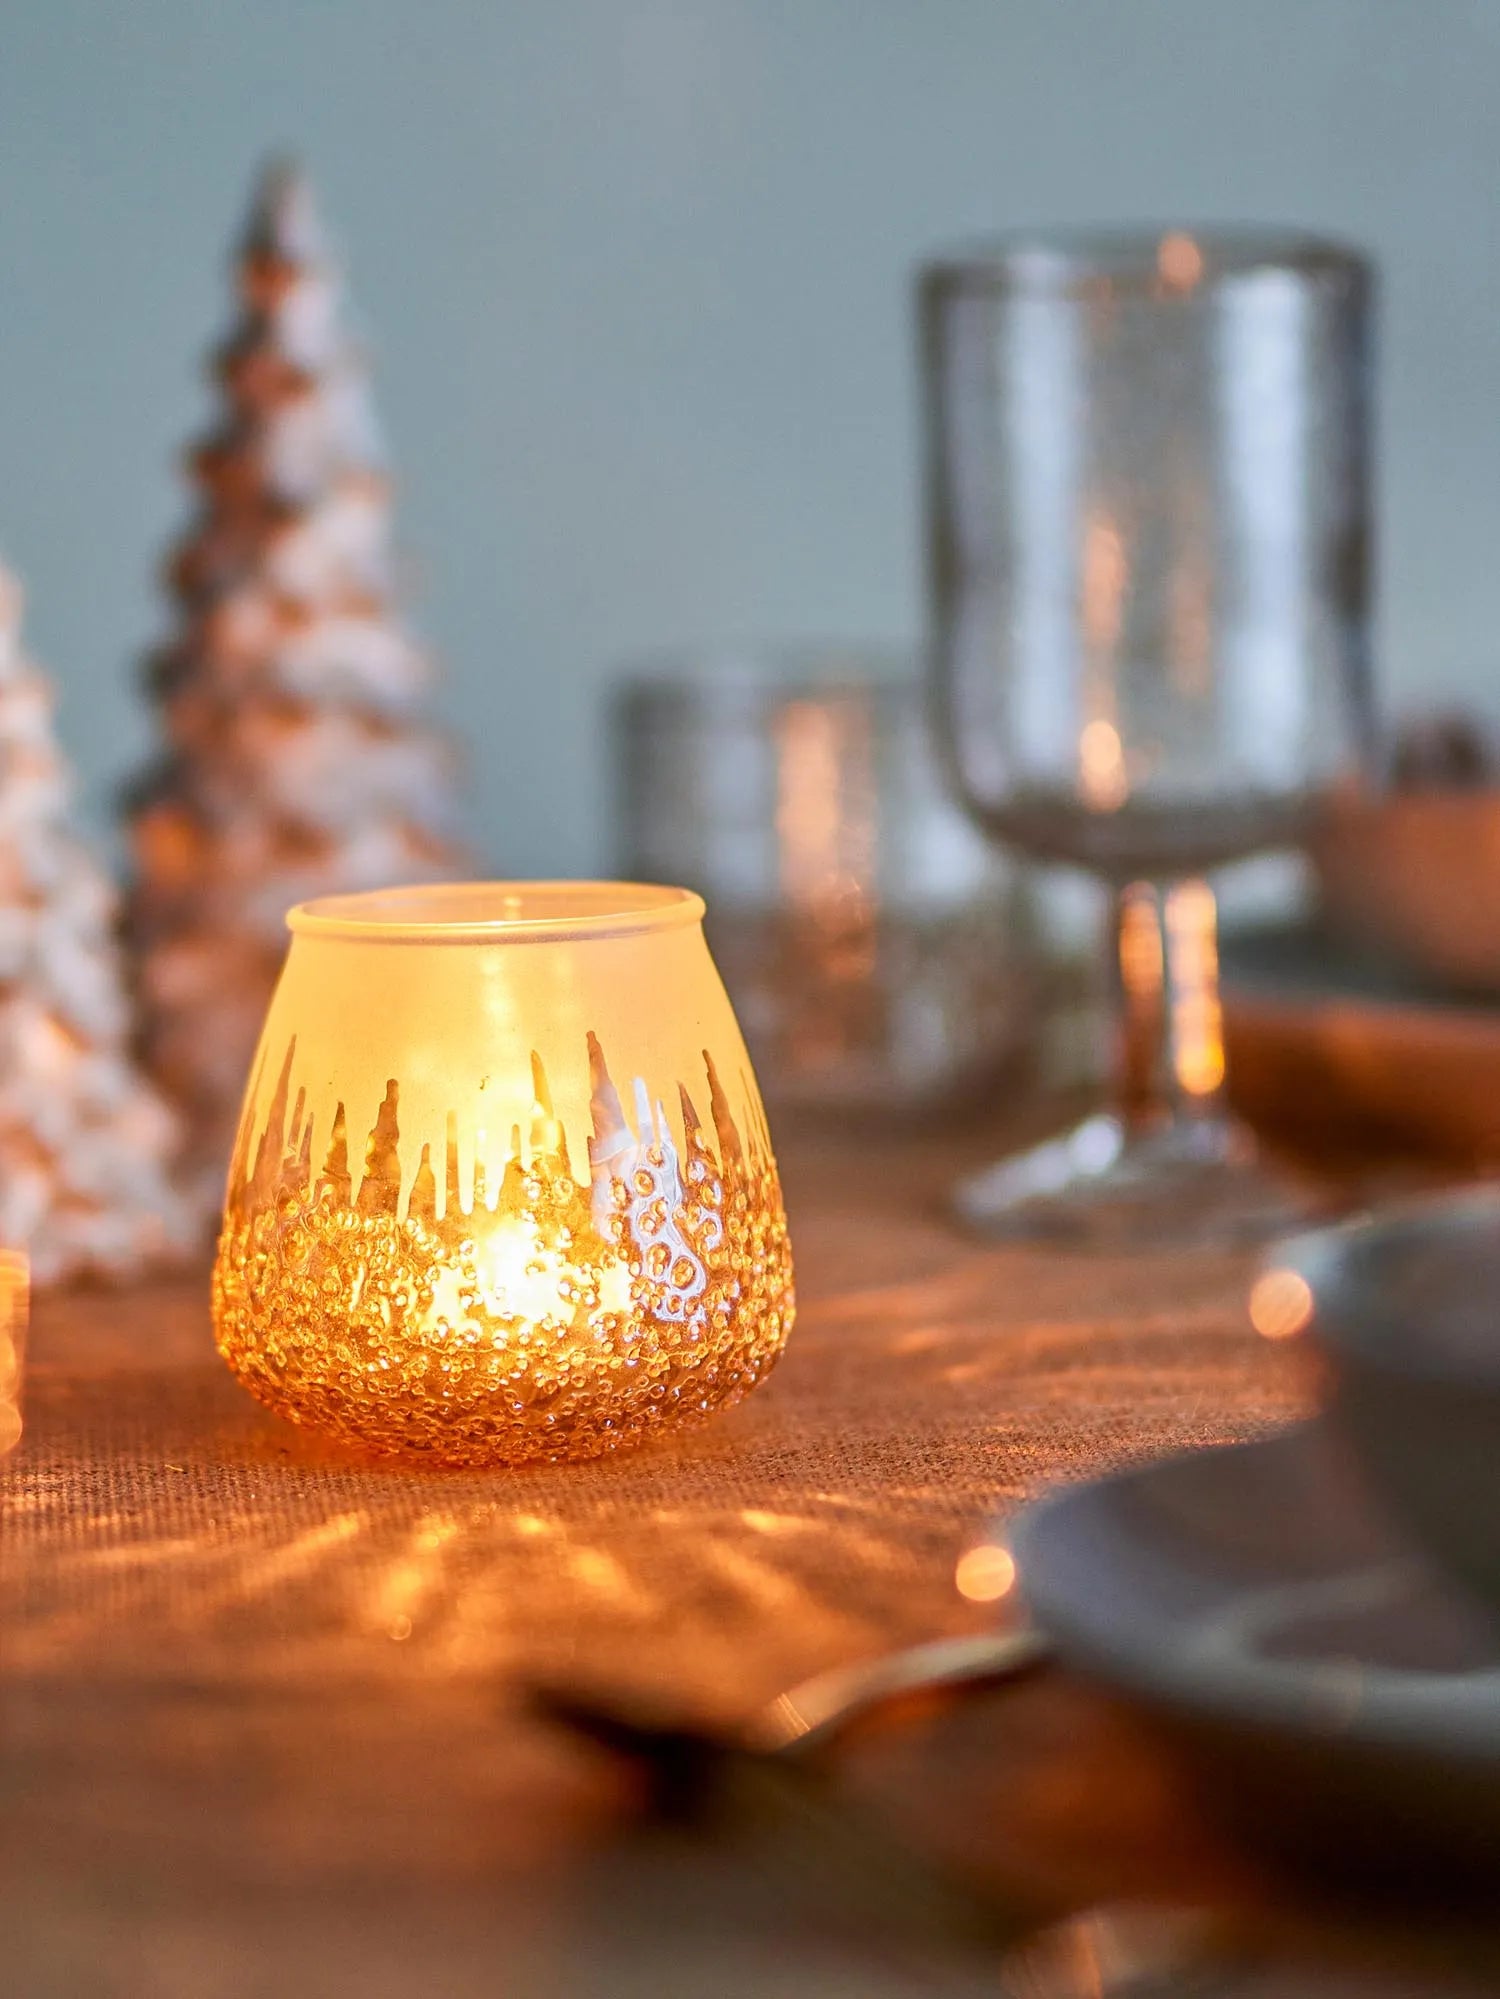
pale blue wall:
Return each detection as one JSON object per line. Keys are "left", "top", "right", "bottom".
{"left": 1, "top": 0, "right": 1497, "bottom": 872}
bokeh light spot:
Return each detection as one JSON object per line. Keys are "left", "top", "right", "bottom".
{"left": 1249, "top": 1268, "right": 1314, "bottom": 1341}
{"left": 956, "top": 1544, "right": 1017, "bottom": 1603}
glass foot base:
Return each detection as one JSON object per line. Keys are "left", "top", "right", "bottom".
{"left": 954, "top": 1113, "right": 1315, "bottom": 1250}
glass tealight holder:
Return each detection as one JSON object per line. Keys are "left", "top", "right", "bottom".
{"left": 614, "top": 653, "right": 1035, "bottom": 1116}
{"left": 211, "top": 883, "right": 795, "bottom": 1467}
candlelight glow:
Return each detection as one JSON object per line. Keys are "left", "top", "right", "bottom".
{"left": 773, "top": 693, "right": 879, "bottom": 981}
{"left": 1118, "top": 883, "right": 1165, "bottom": 1002}
{"left": 0, "top": 1251, "right": 26, "bottom": 1457}
{"left": 1082, "top": 515, "right": 1128, "bottom": 656}
{"left": 1165, "top": 880, "right": 1226, "bottom": 1097}
{"left": 1249, "top": 1268, "right": 1314, "bottom": 1341}
{"left": 955, "top": 1543, "right": 1017, "bottom": 1603}
{"left": 1157, "top": 231, "right": 1205, "bottom": 291}
{"left": 1079, "top": 718, "right": 1129, "bottom": 811}
{"left": 1080, "top": 510, "right": 1130, "bottom": 811}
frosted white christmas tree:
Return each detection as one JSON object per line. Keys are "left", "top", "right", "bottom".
{"left": 0, "top": 563, "right": 189, "bottom": 1284}
{"left": 125, "top": 160, "right": 463, "bottom": 1221}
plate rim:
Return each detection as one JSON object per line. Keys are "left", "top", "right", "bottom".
{"left": 1004, "top": 1420, "right": 1500, "bottom": 1771}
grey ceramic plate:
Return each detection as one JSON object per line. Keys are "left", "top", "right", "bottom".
{"left": 1279, "top": 1190, "right": 1500, "bottom": 1623}
{"left": 1005, "top": 1423, "right": 1500, "bottom": 1899}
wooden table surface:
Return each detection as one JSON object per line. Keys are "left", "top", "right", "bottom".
{"left": 1, "top": 1121, "right": 1489, "bottom": 1996}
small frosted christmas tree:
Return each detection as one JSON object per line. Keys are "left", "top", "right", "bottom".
{"left": 125, "top": 160, "right": 463, "bottom": 1222}
{"left": 0, "top": 563, "right": 188, "bottom": 1284}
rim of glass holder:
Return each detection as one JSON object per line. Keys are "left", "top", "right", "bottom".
{"left": 919, "top": 225, "right": 1371, "bottom": 300}
{"left": 614, "top": 643, "right": 919, "bottom": 717}
{"left": 287, "top": 880, "right": 707, "bottom": 946}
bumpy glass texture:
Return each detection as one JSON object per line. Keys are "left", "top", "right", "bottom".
{"left": 213, "top": 1031, "right": 794, "bottom": 1466}
{"left": 922, "top": 230, "right": 1374, "bottom": 878}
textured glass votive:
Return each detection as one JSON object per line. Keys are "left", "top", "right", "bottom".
{"left": 211, "top": 883, "right": 795, "bottom": 1466}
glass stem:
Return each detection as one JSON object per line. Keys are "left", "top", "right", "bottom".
{"left": 1108, "top": 878, "right": 1228, "bottom": 1141}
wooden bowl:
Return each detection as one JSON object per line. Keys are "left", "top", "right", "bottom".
{"left": 1315, "top": 792, "right": 1500, "bottom": 995}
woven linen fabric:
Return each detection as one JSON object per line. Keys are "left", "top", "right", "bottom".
{"left": 2, "top": 1129, "right": 1301, "bottom": 1707}
{"left": 0, "top": 1125, "right": 1309, "bottom": 1997}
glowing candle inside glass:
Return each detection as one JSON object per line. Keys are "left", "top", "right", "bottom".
{"left": 0, "top": 1250, "right": 27, "bottom": 1458}
{"left": 212, "top": 883, "right": 795, "bottom": 1466}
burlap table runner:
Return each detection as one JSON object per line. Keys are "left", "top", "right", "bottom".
{"left": 0, "top": 1123, "right": 1308, "bottom": 1996}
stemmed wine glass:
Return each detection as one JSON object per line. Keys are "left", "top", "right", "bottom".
{"left": 919, "top": 229, "right": 1374, "bottom": 1244}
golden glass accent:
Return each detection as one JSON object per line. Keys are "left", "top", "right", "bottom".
{"left": 0, "top": 1250, "right": 27, "bottom": 1457}
{"left": 211, "top": 883, "right": 795, "bottom": 1466}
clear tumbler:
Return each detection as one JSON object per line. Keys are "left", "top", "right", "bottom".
{"left": 615, "top": 654, "right": 1034, "bottom": 1116}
